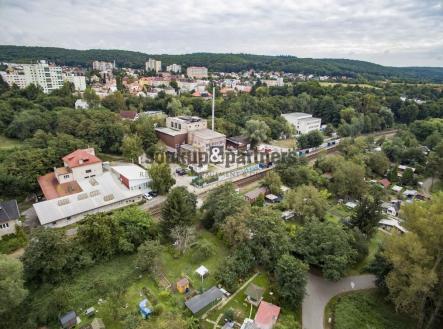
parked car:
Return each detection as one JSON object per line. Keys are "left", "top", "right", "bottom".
{"left": 176, "top": 168, "right": 187, "bottom": 176}
{"left": 148, "top": 191, "right": 158, "bottom": 197}
{"left": 143, "top": 193, "right": 153, "bottom": 200}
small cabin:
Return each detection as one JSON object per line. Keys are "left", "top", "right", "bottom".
{"left": 177, "top": 278, "right": 190, "bottom": 294}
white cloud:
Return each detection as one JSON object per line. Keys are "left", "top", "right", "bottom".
{"left": 0, "top": 0, "right": 442, "bottom": 66}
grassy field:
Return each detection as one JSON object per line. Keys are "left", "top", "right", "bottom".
{"left": 326, "top": 289, "right": 415, "bottom": 329}
{"left": 270, "top": 138, "right": 297, "bottom": 149}
{"left": 0, "top": 135, "right": 22, "bottom": 149}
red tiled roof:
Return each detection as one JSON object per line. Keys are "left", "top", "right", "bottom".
{"left": 62, "top": 149, "right": 102, "bottom": 169}
{"left": 379, "top": 178, "right": 391, "bottom": 188}
{"left": 254, "top": 301, "right": 280, "bottom": 329}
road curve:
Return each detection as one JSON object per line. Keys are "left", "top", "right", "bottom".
{"left": 302, "top": 273, "right": 376, "bottom": 329}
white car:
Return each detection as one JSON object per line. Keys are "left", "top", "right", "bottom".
{"left": 143, "top": 193, "right": 153, "bottom": 200}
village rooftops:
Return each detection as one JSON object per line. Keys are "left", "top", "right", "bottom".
{"left": 62, "top": 148, "right": 102, "bottom": 168}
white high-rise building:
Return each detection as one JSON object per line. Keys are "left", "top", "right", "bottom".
{"left": 92, "top": 60, "right": 114, "bottom": 71}
{"left": 186, "top": 66, "right": 208, "bottom": 79}
{"left": 0, "top": 61, "right": 64, "bottom": 93}
{"left": 145, "top": 58, "right": 161, "bottom": 73}
{"left": 166, "top": 63, "right": 181, "bottom": 73}
{"left": 63, "top": 73, "right": 86, "bottom": 91}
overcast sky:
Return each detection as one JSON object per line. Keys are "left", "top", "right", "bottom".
{"left": 0, "top": 0, "right": 442, "bottom": 67}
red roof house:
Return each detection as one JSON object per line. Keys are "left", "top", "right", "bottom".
{"left": 254, "top": 301, "right": 281, "bottom": 329}
{"left": 378, "top": 178, "right": 391, "bottom": 189}
{"left": 62, "top": 148, "right": 102, "bottom": 168}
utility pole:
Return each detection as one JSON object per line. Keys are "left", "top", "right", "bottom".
{"left": 212, "top": 86, "right": 215, "bottom": 131}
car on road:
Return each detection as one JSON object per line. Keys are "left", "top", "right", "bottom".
{"left": 148, "top": 191, "right": 158, "bottom": 197}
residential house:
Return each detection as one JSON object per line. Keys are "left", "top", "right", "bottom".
{"left": 245, "top": 187, "right": 268, "bottom": 203}
{"left": 254, "top": 301, "right": 281, "bottom": 329}
{"left": 120, "top": 111, "right": 139, "bottom": 121}
{"left": 0, "top": 200, "right": 20, "bottom": 238}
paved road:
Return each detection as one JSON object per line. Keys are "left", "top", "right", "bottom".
{"left": 302, "top": 273, "right": 376, "bottom": 329}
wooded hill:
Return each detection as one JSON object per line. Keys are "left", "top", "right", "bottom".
{"left": 1, "top": 45, "right": 443, "bottom": 82}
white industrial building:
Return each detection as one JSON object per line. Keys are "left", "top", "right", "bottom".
{"left": 34, "top": 148, "right": 150, "bottom": 228}
{"left": 281, "top": 112, "right": 322, "bottom": 135}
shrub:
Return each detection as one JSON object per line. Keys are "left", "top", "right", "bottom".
{"left": 191, "top": 240, "right": 215, "bottom": 263}
{"left": 153, "top": 303, "right": 165, "bottom": 315}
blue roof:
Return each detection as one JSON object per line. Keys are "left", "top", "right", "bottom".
{"left": 139, "top": 299, "right": 152, "bottom": 316}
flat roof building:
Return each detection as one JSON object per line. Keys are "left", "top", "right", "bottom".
{"left": 282, "top": 112, "right": 321, "bottom": 135}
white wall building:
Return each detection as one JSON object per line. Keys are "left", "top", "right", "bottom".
{"left": 186, "top": 66, "right": 208, "bottom": 79}
{"left": 146, "top": 58, "right": 162, "bottom": 73}
{"left": 75, "top": 99, "right": 89, "bottom": 110}
{"left": 0, "top": 61, "right": 64, "bottom": 93}
{"left": 282, "top": 112, "right": 322, "bottom": 135}
{"left": 166, "top": 63, "right": 181, "bottom": 73}
{"left": 63, "top": 73, "right": 86, "bottom": 91}
{"left": 111, "top": 164, "right": 150, "bottom": 191}
{"left": 92, "top": 60, "right": 115, "bottom": 71}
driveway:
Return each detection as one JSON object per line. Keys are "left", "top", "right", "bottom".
{"left": 302, "top": 273, "right": 376, "bottom": 329}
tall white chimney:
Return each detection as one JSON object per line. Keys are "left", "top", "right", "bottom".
{"left": 212, "top": 86, "right": 215, "bottom": 131}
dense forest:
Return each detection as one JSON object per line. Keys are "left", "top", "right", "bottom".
{"left": 2, "top": 45, "right": 443, "bottom": 82}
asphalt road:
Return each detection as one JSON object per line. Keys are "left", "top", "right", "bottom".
{"left": 302, "top": 273, "right": 376, "bottom": 329}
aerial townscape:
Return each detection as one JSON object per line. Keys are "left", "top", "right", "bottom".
{"left": 0, "top": 2, "right": 443, "bottom": 329}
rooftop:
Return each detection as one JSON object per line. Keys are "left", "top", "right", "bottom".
{"left": 155, "top": 127, "right": 187, "bottom": 137}
{"left": 0, "top": 199, "right": 20, "bottom": 223}
{"left": 34, "top": 172, "right": 141, "bottom": 225}
{"left": 281, "top": 112, "right": 313, "bottom": 119}
{"left": 245, "top": 284, "right": 265, "bottom": 301}
{"left": 63, "top": 148, "right": 102, "bottom": 169}
{"left": 254, "top": 301, "right": 280, "bottom": 329}
{"left": 38, "top": 172, "right": 83, "bottom": 200}
{"left": 190, "top": 128, "right": 226, "bottom": 140}
{"left": 111, "top": 164, "right": 148, "bottom": 180}
{"left": 185, "top": 286, "right": 223, "bottom": 314}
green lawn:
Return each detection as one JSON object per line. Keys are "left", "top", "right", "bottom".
{"left": 327, "top": 289, "right": 415, "bottom": 329}
{"left": 0, "top": 135, "right": 22, "bottom": 149}
{"left": 270, "top": 138, "right": 297, "bottom": 149}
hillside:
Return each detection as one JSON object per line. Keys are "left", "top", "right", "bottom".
{"left": 1, "top": 45, "right": 443, "bottom": 82}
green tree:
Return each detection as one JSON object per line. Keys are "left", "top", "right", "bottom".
{"left": 0, "top": 255, "right": 28, "bottom": 315}
{"left": 294, "top": 219, "right": 357, "bottom": 280}
{"left": 275, "top": 254, "right": 309, "bottom": 308}
{"left": 366, "top": 152, "right": 390, "bottom": 176}
{"left": 400, "top": 168, "right": 416, "bottom": 186}
{"left": 148, "top": 162, "right": 175, "bottom": 194}
{"left": 161, "top": 186, "right": 196, "bottom": 238}
{"left": 330, "top": 161, "right": 366, "bottom": 198}
{"left": 284, "top": 185, "right": 329, "bottom": 221}
{"left": 22, "top": 228, "right": 70, "bottom": 284}
{"left": 383, "top": 193, "right": 443, "bottom": 329}
{"left": 261, "top": 171, "right": 282, "bottom": 195}
{"left": 297, "top": 130, "right": 324, "bottom": 149}
{"left": 201, "top": 182, "right": 246, "bottom": 229}
{"left": 121, "top": 134, "right": 143, "bottom": 162}
{"left": 244, "top": 119, "right": 271, "bottom": 146}
{"left": 350, "top": 191, "right": 383, "bottom": 236}
{"left": 136, "top": 240, "right": 162, "bottom": 274}
{"left": 83, "top": 87, "right": 100, "bottom": 108}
